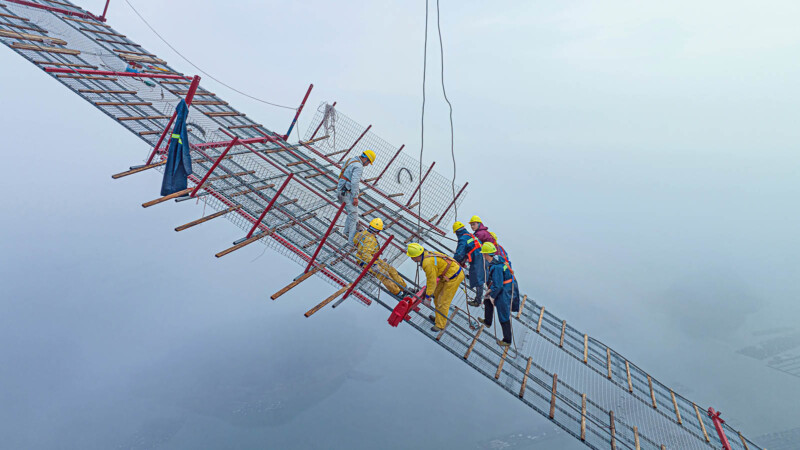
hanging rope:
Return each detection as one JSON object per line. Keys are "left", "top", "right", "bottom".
{"left": 123, "top": 0, "right": 297, "bottom": 110}
{"left": 435, "top": 0, "right": 458, "bottom": 220}
{"left": 417, "top": 0, "right": 429, "bottom": 235}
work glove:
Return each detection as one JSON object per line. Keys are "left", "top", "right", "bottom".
{"left": 423, "top": 295, "right": 432, "bottom": 308}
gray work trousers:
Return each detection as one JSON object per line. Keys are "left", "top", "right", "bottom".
{"left": 337, "top": 190, "right": 358, "bottom": 244}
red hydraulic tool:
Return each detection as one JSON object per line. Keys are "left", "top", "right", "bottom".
{"left": 388, "top": 287, "right": 427, "bottom": 327}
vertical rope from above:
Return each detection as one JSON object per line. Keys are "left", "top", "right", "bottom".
{"left": 435, "top": 0, "right": 458, "bottom": 221}
{"left": 417, "top": 0, "right": 429, "bottom": 235}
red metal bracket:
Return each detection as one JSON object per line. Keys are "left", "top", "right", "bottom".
{"left": 284, "top": 83, "right": 313, "bottom": 140}
{"left": 337, "top": 124, "right": 372, "bottom": 162}
{"left": 146, "top": 75, "right": 201, "bottom": 165}
{"left": 304, "top": 202, "right": 345, "bottom": 273}
{"left": 405, "top": 161, "right": 435, "bottom": 207}
{"left": 188, "top": 137, "right": 239, "bottom": 197}
{"left": 388, "top": 287, "right": 427, "bottom": 327}
{"left": 336, "top": 235, "right": 395, "bottom": 303}
{"left": 707, "top": 407, "right": 732, "bottom": 450}
{"left": 100, "top": 0, "right": 111, "bottom": 21}
{"left": 246, "top": 173, "right": 294, "bottom": 238}
{"left": 434, "top": 181, "right": 468, "bottom": 226}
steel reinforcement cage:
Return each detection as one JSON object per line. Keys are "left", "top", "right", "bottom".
{"left": 0, "top": 1, "right": 764, "bottom": 449}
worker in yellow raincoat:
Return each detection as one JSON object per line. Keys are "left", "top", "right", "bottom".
{"left": 406, "top": 243, "right": 465, "bottom": 332}
{"left": 354, "top": 218, "right": 407, "bottom": 297}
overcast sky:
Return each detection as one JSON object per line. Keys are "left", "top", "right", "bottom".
{"left": 1, "top": 0, "right": 799, "bottom": 448}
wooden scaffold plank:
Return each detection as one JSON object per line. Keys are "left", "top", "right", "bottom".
{"left": 670, "top": 390, "right": 682, "bottom": 424}
{"left": 436, "top": 308, "right": 458, "bottom": 341}
{"left": 536, "top": 306, "right": 545, "bottom": 332}
{"left": 112, "top": 159, "right": 166, "bottom": 179}
{"left": 79, "top": 27, "right": 126, "bottom": 38}
{"left": 305, "top": 284, "right": 351, "bottom": 318}
{"left": 10, "top": 42, "right": 79, "bottom": 55}
{"left": 204, "top": 111, "right": 244, "bottom": 117}
{"left": 174, "top": 205, "right": 242, "bottom": 232}
{"left": 271, "top": 264, "right": 327, "bottom": 300}
{"left": 559, "top": 320, "right": 566, "bottom": 347}
{"left": 463, "top": 325, "right": 484, "bottom": 359}
{"left": 580, "top": 394, "right": 586, "bottom": 441}
{"left": 648, "top": 375, "right": 657, "bottom": 409}
{"left": 118, "top": 115, "right": 171, "bottom": 122}
{"left": 0, "top": 11, "right": 30, "bottom": 21}
{"left": 549, "top": 374, "right": 558, "bottom": 419}
{"left": 693, "top": 403, "right": 710, "bottom": 442}
{"left": 583, "top": 334, "right": 588, "bottom": 363}
{"left": 0, "top": 29, "right": 66, "bottom": 44}
{"left": 606, "top": 347, "right": 613, "bottom": 379}
{"left": 494, "top": 345, "right": 510, "bottom": 380}
{"left": 516, "top": 294, "right": 527, "bottom": 319}
{"left": 79, "top": 89, "right": 136, "bottom": 94}
{"left": 610, "top": 411, "right": 617, "bottom": 450}
{"left": 215, "top": 229, "right": 275, "bottom": 258}
{"left": 34, "top": 60, "right": 97, "bottom": 69}
{"left": 634, "top": 426, "right": 641, "bottom": 450}
{"left": 142, "top": 187, "right": 192, "bottom": 208}
{"left": 519, "top": 357, "right": 532, "bottom": 398}
{"left": 626, "top": 361, "right": 633, "bottom": 393}
{"left": 61, "top": 16, "right": 109, "bottom": 27}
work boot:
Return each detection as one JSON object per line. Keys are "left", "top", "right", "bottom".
{"left": 428, "top": 314, "right": 436, "bottom": 323}
{"left": 467, "top": 298, "right": 481, "bottom": 307}
{"left": 431, "top": 325, "right": 443, "bottom": 332}
{"left": 497, "top": 339, "right": 511, "bottom": 347}
{"left": 478, "top": 317, "right": 491, "bottom": 328}
{"left": 500, "top": 320, "right": 513, "bottom": 346}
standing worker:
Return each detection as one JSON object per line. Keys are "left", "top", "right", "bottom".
{"left": 479, "top": 242, "right": 514, "bottom": 347}
{"left": 453, "top": 221, "right": 486, "bottom": 307}
{"left": 354, "top": 218, "right": 407, "bottom": 297}
{"left": 406, "top": 243, "right": 465, "bottom": 332}
{"left": 469, "top": 216, "right": 496, "bottom": 245}
{"left": 337, "top": 150, "right": 376, "bottom": 244}
{"left": 490, "top": 231, "right": 522, "bottom": 313}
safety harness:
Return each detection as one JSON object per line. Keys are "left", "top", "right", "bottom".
{"left": 423, "top": 251, "right": 463, "bottom": 283}
{"left": 338, "top": 157, "right": 360, "bottom": 182}
{"left": 464, "top": 233, "right": 482, "bottom": 263}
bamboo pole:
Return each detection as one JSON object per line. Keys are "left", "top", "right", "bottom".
{"left": 142, "top": 187, "right": 192, "bottom": 208}
{"left": 670, "top": 390, "right": 682, "bottom": 424}
{"left": 559, "top": 320, "right": 566, "bottom": 347}
{"left": 436, "top": 308, "right": 458, "bottom": 341}
{"left": 230, "top": 183, "right": 275, "bottom": 197}
{"left": 536, "top": 307, "right": 545, "bottom": 332}
{"left": 112, "top": 160, "right": 166, "bottom": 179}
{"left": 738, "top": 432, "right": 749, "bottom": 450}
{"left": 607, "top": 348, "right": 613, "bottom": 379}
{"left": 648, "top": 375, "right": 658, "bottom": 409}
{"left": 626, "top": 361, "right": 633, "bottom": 393}
{"left": 304, "top": 284, "right": 351, "bottom": 318}
{"left": 11, "top": 42, "right": 79, "bottom": 55}
{"left": 495, "top": 345, "right": 510, "bottom": 379}
{"left": 583, "top": 334, "right": 589, "bottom": 363}
{"left": 519, "top": 357, "right": 532, "bottom": 398}
{"left": 516, "top": 295, "right": 527, "bottom": 319}
{"left": 634, "top": 426, "right": 641, "bottom": 450}
{"left": 694, "top": 403, "right": 710, "bottom": 442}
{"left": 271, "top": 265, "right": 326, "bottom": 300}
{"left": 463, "top": 325, "right": 484, "bottom": 359}
{"left": 580, "top": 394, "right": 586, "bottom": 441}
{"left": 610, "top": 411, "right": 616, "bottom": 450}
{"left": 175, "top": 205, "right": 241, "bottom": 232}
{"left": 215, "top": 230, "right": 274, "bottom": 258}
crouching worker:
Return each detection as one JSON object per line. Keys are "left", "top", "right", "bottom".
{"left": 479, "top": 242, "right": 513, "bottom": 347}
{"left": 490, "top": 231, "right": 521, "bottom": 313}
{"left": 406, "top": 243, "right": 465, "bottom": 332}
{"left": 453, "top": 221, "right": 486, "bottom": 307}
{"left": 354, "top": 218, "right": 407, "bottom": 297}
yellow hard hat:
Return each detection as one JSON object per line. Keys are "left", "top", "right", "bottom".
{"left": 406, "top": 243, "right": 424, "bottom": 258}
{"left": 452, "top": 221, "right": 465, "bottom": 233}
{"left": 480, "top": 242, "right": 497, "bottom": 254}
{"left": 489, "top": 231, "right": 497, "bottom": 241}
{"left": 362, "top": 149, "right": 376, "bottom": 164}
{"left": 469, "top": 215, "right": 482, "bottom": 224}
{"left": 369, "top": 217, "right": 384, "bottom": 231}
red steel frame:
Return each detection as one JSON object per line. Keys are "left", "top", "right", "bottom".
{"left": 405, "top": 161, "right": 435, "bottom": 207}
{"left": 284, "top": 83, "right": 313, "bottom": 140}
{"left": 707, "top": 408, "right": 732, "bottom": 450}
{"left": 337, "top": 124, "right": 372, "bottom": 162}
{"left": 371, "top": 144, "right": 404, "bottom": 185}
{"left": 304, "top": 202, "right": 345, "bottom": 273}
{"left": 44, "top": 68, "right": 190, "bottom": 80}
{"left": 339, "top": 235, "right": 394, "bottom": 301}
{"left": 434, "top": 181, "right": 468, "bottom": 226}
{"left": 100, "top": 0, "right": 111, "bottom": 21}
{"left": 309, "top": 101, "right": 335, "bottom": 140}
{"left": 188, "top": 137, "right": 239, "bottom": 197}
{"left": 246, "top": 173, "right": 294, "bottom": 239}
{"left": 146, "top": 75, "right": 201, "bottom": 165}
{"left": 5, "top": 0, "right": 104, "bottom": 21}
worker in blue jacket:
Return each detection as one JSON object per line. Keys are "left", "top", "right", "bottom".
{"left": 479, "top": 242, "right": 513, "bottom": 347}
{"left": 491, "top": 231, "right": 521, "bottom": 313}
{"left": 452, "top": 221, "right": 485, "bottom": 307}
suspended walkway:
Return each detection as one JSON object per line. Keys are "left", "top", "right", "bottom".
{"left": 0, "top": 1, "right": 764, "bottom": 449}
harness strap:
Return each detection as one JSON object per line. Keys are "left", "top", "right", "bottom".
{"left": 171, "top": 133, "right": 183, "bottom": 145}
{"left": 338, "top": 158, "right": 360, "bottom": 181}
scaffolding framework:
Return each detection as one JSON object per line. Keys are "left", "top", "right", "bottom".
{"left": 0, "top": 2, "right": 764, "bottom": 449}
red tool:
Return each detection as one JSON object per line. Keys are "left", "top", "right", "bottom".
{"left": 388, "top": 288, "right": 427, "bottom": 327}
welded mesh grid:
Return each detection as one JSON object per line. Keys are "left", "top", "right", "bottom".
{"left": 303, "top": 102, "right": 466, "bottom": 229}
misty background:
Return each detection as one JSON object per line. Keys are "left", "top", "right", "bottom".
{"left": 1, "top": 0, "right": 799, "bottom": 448}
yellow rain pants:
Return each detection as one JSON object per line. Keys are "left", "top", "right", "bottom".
{"left": 421, "top": 251, "right": 466, "bottom": 329}
{"left": 354, "top": 230, "right": 407, "bottom": 295}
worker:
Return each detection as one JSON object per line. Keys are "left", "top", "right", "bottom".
{"left": 479, "top": 242, "right": 513, "bottom": 347}
{"left": 406, "top": 243, "right": 465, "bottom": 332}
{"left": 354, "top": 217, "right": 407, "bottom": 297}
{"left": 337, "top": 149, "right": 376, "bottom": 245}
{"left": 453, "top": 221, "right": 486, "bottom": 307}
{"left": 490, "top": 231, "right": 521, "bottom": 313}
{"left": 469, "top": 215, "right": 496, "bottom": 245}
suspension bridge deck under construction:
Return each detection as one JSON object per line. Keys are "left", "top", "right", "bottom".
{"left": 0, "top": 1, "right": 765, "bottom": 449}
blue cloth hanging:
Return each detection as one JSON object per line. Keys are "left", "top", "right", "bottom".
{"left": 160, "top": 99, "right": 192, "bottom": 196}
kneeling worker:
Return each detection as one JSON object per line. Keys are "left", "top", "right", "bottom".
{"left": 406, "top": 243, "right": 465, "bottom": 332}
{"left": 354, "top": 218, "right": 407, "bottom": 297}
{"left": 479, "top": 242, "right": 513, "bottom": 347}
